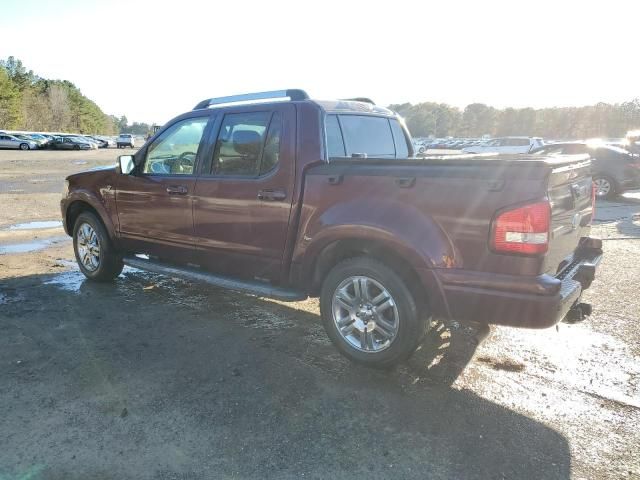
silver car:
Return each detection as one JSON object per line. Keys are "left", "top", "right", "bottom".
{"left": 0, "top": 133, "right": 38, "bottom": 150}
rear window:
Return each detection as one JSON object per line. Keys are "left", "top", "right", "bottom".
{"left": 120, "top": 134, "right": 131, "bottom": 138}
{"left": 503, "top": 138, "right": 531, "bottom": 147}
{"left": 340, "top": 115, "right": 395, "bottom": 158}
{"left": 325, "top": 114, "right": 410, "bottom": 159}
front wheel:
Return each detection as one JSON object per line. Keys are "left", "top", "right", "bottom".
{"left": 320, "top": 257, "right": 430, "bottom": 368}
{"left": 593, "top": 175, "right": 616, "bottom": 200}
{"left": 19, "top": 143, "right": 29, "bottom": 150}
{"left": 73, "top": 212, "right": 123, "bottom": 281}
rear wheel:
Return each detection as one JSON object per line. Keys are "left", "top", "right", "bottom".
{"left": 320, "top": 257, "right": 430, "bottom": 368}
{"left": 73, "top": 212, "right": 123, "bottom": 281}
{"left": 593, "top": 175, "right": 616, "bottom": 200}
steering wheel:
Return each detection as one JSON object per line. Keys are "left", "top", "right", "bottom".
{"left": 175, "top": 151, "right": 196, "bottom": 173}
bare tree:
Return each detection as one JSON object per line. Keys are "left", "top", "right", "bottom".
{"left": 48, "top": 85, "right": 71, "bottom": 131}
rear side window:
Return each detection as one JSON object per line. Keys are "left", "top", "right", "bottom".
{"left": 339, "top": 115, "right": 395, "bottom": 158}
{"left": 211, "top": 111, "right": 282, "bottom": 176}
{"left": 260, "top": 112, "right": 282, "bottom": 175}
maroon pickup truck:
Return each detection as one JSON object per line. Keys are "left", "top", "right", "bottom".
{"left": 61, "top": 89, "right": 602, "bottom": 367}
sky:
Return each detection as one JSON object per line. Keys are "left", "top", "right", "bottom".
{"left": 0, "top": 0, "right": 638, "bottom": 125}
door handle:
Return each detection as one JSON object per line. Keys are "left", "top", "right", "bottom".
{"left": 257, "top": 189, "right": 287, "bottom": 201}
{"left": 395, "top": 177, "right": 415, "bottom": 188}
{"left": 166, "top": 185, "right": 188, "bottom": 195}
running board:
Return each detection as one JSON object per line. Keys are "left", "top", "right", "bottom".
{"left": 122, "top": 256, "right": 307, "bottom": 302}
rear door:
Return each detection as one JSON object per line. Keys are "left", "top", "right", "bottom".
{"left": 192, "top": 103, "right": 296, "bottom": 282}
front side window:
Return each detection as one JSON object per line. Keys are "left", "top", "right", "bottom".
{"left": 339, "top": 115, "right": 395, "bottom": 158}
{"left": 143, "top": 117, "right": 208, "bottom": 175}
{"left": 212, "top": 112, "right": 272, "bottom": 176}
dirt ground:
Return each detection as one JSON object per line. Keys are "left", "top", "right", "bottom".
{"left": 0, "top": 148, "right": 639, "bottom": 479}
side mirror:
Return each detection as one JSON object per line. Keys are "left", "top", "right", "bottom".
{"left": 118, "top": 155, "right": 135, "bottom": 175}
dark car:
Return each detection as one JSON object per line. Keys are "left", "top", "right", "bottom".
{"left": 49, "top": 136, "right": 92, "bottom": 150}
{"left": 60, "top": 89, "right": 602, "bottom": 368}
{"left": 531, "top": 142, "right": 640, "bottom": 199}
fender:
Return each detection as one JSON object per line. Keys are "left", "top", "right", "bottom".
{"left": 294, "top": 197, "right": 461, "bottom": 281}
{"left": 62, "top": 186, "right": 118, "bottom": 240}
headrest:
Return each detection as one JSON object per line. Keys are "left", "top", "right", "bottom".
{"left": 232, "top": 130, "right": 261, "bottom": 156}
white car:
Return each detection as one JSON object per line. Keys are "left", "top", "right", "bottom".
{"left": 117, "top": 134, "right": 135, "bottom": 148}
{"left": 413, "top": 141, "right": 427, "bottom": 155}
{"left": 462, "top": 137, "right": 544, "bottom": 154}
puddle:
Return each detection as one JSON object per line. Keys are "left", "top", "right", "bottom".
{"left": 6, "top": 220, "right": 63, "bottom": 230}
{"left": 44, "top": 265, "right": 142, "bottom": 293}
{"left": 44, "top": 270, "right": 85, "bottom": 292}
{"left": 0, "top": 236, "right": 69, "bottom": 254}
{"left": 466, "top": 324, "right": 640, "bottom": 414}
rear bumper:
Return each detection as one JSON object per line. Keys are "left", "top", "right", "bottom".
{"left": 427, "top": 237, "right": 603, "bottom": 329}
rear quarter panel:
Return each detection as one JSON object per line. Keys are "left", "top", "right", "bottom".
{"left": 294, "top": 159, "right": 554, "bottom": 281}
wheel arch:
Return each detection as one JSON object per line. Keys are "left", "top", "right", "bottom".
{"left": 308, "top": 237, "right": 429, "bottom": 312}
{"left": 64, "top": 197, "right": 115, "bottom": 241}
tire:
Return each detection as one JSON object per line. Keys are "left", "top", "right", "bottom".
{"left": 73, "top": 212, "right": 123, "bottom": 282}
{"left": 593, "top": 175, "right": 616, "bottom": 200}
{"left": 320, "top": 257, "right": 430, "bottom": 368}
{"left": 19, "top": 143, "right": 29, "bottom": 150}
{"left": 74, "top": 144, "right": 80, "bottom": 150}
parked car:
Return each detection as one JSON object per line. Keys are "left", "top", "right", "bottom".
{"left": 13, "top": 134, "right": 43, "bottom": 148}
{"left": 117, "top": 134, "right": 135, "bottom": 148}
{"left": 26, "top": 133, "right": 51, "bottom": 147}
{"left": 531, "top": 142, "right": 640, "bottom": 199}
{"left": 83, "top": 135, "right": 108, "bottom": 148}
{"left": 463, "top": 136, "right": 544, "bottom": 154}
{"left": 95, "top": 135, "right": 116, "bottom": 147}
{"left": 0, "top": 133, "right": 39, "bottom": 150}
{"left": 413, "top": 140, "right": 427, "bottom": 155}
{"left": 49, "top": 136, "right": 92, "bottom": 150}
{"left": 61, "top": 89, "right": 602, "bottom": 368}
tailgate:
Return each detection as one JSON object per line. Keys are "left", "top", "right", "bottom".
{"left": 544, "top": 157, "right": 594, "bottom": 274}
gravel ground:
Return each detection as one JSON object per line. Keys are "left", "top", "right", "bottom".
{"left": 0, "top": 149, "right": 638, "bottom": 479}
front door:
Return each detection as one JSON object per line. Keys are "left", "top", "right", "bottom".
{"left": 116, "top": 115, "right": 211, "bottom": 263}
{"left": 192, "top": 104, "right": 296, "bottom": 282}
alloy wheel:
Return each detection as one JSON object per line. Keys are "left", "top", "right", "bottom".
{"left": 76, "top": 222, "right": 101, "bottom": 271}
{"left": 331, "top": 275, "right": 399, "bottom": 353}
{"left": 594, "top": 178, "right": 611, "bottom": 198}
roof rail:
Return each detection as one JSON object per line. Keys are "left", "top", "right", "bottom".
{"left": 193, "top": 89, "right": 309, "bottom": 110}
{"left": 342, "top": 97, "right": 375, "bottom": 105}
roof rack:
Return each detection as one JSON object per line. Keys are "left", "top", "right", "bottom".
{"left": 342, "top": 97, "right": 375, "bottom": 105}
{"left": 193, "top": 89, "right": 309, "bottom": 110}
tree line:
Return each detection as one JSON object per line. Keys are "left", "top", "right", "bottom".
{"left": 0, "top": 56, "right": 119, "bottom": 135}
{"left": 2, "top": 56, "right": 639, "bottom": 139}
{"left": 389, "top": 99, "right": 640, "bottom": 139}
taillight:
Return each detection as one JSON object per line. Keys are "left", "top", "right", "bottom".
{"left": 492, "top": 201, "right": 551, "bottom": 254}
